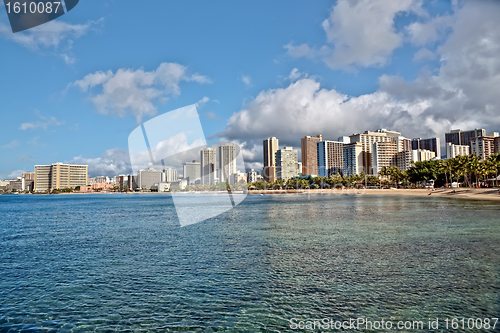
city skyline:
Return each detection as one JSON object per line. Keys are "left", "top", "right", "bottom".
{"left": 4, "top": 125, "right": 499, "bottom": 184}
{"left": 3, "top": 1, "right": 500, "bottom": 181}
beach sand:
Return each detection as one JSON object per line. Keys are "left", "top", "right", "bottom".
{"left": 248, "top": 188, "right": 500, "bottom": 202}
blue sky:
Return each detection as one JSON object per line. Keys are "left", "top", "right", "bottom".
{"left": 1, "top": 0, "right": 499, "bottom": 178}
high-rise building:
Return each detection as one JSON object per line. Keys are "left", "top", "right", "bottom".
{"left": 317, "top": 140, "right": 344, "bottom": 177}
{"left": 445, "top": 129, "right": 486, "bottom": 147}
{"left": 372, "top": 142, "right": 399, "bottom": 175}
{"left": 218, "top": 143, "right": 237, "bottom": 184}
{"left": 275, "top": 147, "right": 298, "bottom": 181}
{"left": 343, "top": 142, "right": 363, "bottom": 176}
{"left": 34, "top": 163, "right": 88, "bottom": 192}
{"left": 301, "top": 134, "right": 322, "bottom": 175}
{"left": 163, "top": 168, "right": 178, "bottom": 182}
{"left": 137, "top": 168, "right": 162, "bottom": 190}
{"left": 183, "top": 160, "right": 201, "bottom": 185}
{"left": 22, "top": 172, "right": 34, "bottom": 181}
{"left": 263, "top": 137, "right": 279, "bottom": 182}
{"left": 446, "top": 143, "right": 470, "bottom": 159}
{"left": 115, "top": 175, "right": 135, "bottom": 191}
{"left": 349, "top": 129, "right": 406, "bottom": 175}
{"left": 470, "top": 136, "right": 496, "bottom": 160}
{"left": 201, "top": 148, "right": 216, "bottom": 185}
{"left": 495, "top": 137, "right": 500, "bottom": 154}
{"left": 412, "top": 138, "right": 441, "bottom": 158}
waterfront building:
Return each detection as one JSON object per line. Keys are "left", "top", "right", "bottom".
{"left": 219, "top": 143, "right": 237, "bottom": 184}
{"left": 263, "top": 137, "right": 279, "bottom": 182}
{"left": 372, "top": 142, "right": 399, "bottom": 175}
{"left": 411, "top": 149, "right": 436, "bottom": 162}
{"left": 412, "top": 137, "right": 441, "bottom": 158}
{"left": 301, "top": 135, "right": 322, "bottom": 175}
{"left": 348, "top": 129, "right": 404, "bottom": 175}
{"left": 183, "top": 160, "right": 201, "bottom": 185}
{"left": 157, "top": 182, "right": 171, "bottom": 192}
{"left": 22, "top": 172, "right": 34, "bottom": 181}
{"left": 343, "top": 142, "right": 363, "bottom": 176}
{"left": 445, "top": 128, "right": 486, "bottom": 147}
{"left": 115, "top": 175, "right": 135, "bottom": 191}
{"left": 446, "top": 143, "right": 470, "bottom": 159}
{"left": 231, "top": 171, "right": 247, "bottom": 185}
{"left": 201, "top": 148, "right": 216, "bottom": 185}
{"left": 163, "top": 168, "right": 178, "bottom": 183}
{"left": 275, "top": 147, "right": 298, "bottom": 181}
{"left": 171, "top": 179, "right": 188, "bottom": 190}
{"left": 317, "top": 140, "right": 344, "bottom": 177}
{"left": 247, "top": 169, "right": 258, "bottom": 183}
{"left": 471, "top": 136, "right": 496, "bottom": 160}
{"left": 137, "top": 168, "right": 162, "bottom": 191}
{"left": 34, "top": 163, "right": 88, "bottom": 192}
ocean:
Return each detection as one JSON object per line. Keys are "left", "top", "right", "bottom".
{"left": 1, "top": 194, "right": 499, "bottom": 332}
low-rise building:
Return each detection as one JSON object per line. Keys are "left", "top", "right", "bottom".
{"left": 446, "top": 143, "right": 470, "bottom": 159}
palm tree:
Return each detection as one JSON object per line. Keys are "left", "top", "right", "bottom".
{"left": 488, "top": 153, "right": 500, "bottom": 187}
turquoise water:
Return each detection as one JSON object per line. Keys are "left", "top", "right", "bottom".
{"left": 0, "top": 194, "right": 499, "bottom": 332}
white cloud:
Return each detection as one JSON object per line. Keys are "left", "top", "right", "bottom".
{"left": 406, "top": 14, "right": 454, "bottom": 46}
{"left": 195, "top": 96, "right": 210, "bottom": 108}
{"left": 27, "top": 136, "right": 42, "bottom": 146}
{"left": 413, "top": 48, "right": 437, "bottom": 61}
{"left": 67, "top": 148, "right": 133, "bottom": 177}
{"left": 240, "top": 74, "right": 252, "bottom": 88}
{"left": 286, "top": 0, "right": 424, "bottom": 70}
{"left": 205, "top": 112, "right": 220, "bottom": 121}
{"left": 20, "top": 116, "right": 64, "bottom": 130}
{"left": 70, "top": 63, "right": 211, "bottom": 123}
{"left": 67, "top": 133, "right": 206, "bottom": 177}
{"left": 2, "top": 140, "right": 20, "bottom": 149}
{"left": 287, "top": 68, "right": 307, "bottom": 82}
{"left": 217, "top": 78, "right": 436, "bottom": 145}
{"left": 0, "top": 18, "right": 104, "bottom": 63}
{"left": 8, "top": 170, "right": 25, "bottom": 179}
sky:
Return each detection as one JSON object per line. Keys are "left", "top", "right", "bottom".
{"left": 1, "top": 0, "right": 500, "bottom": 178}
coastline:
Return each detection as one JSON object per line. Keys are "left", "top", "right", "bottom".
{"left": 247, "top": 188, "right": 500, "bottom": 202}
{"left": 5, "top": 188, "right": 500, "bottom": 202}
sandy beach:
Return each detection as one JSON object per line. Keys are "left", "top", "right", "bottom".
{"left": 248, "top": 188, "right": 500, "bottom": 202}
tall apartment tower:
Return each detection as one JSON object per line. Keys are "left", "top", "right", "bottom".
{"left": 317, "top": 140, "right": 345, "bottom": 177}
{"left": 343, "top": 142, "right": 363, "bottom": 176}
{"left": 275, "top": 147, "right": 298, "bottom": 181}
{"left": 301, "top": 134, "right": 322, "bottom": 176}
{"left": 183, "top": 160, "right": 201, "bottom": 185}
{"left": 218, "top": 143, "right": 237, "bottom": 184}
{"left": 348, "top": 129, "right": 404, "bottom": 175}
{"left": 471, "top": 136, "right": 497, "bottom": 160}
{"left": 34, "top": 163, "right": 88, "bottom": 192}
{"left": 200, "top": 148, "right": 216, "bottom": 185}
{"left": 412, "top": 137, "right": 441, "bottom": 158}
{"left": 445, "top": 129, "right": 486, "bottom": 147}
{"left": 263, "top": 137, "right": 279, "bottom": 182}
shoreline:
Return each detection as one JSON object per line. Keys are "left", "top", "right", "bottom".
{"left": 4, "top": 188, "right": 500, "bottom": 202}
{"left": 247, "top": 188, "right": 500, "bottom": 202}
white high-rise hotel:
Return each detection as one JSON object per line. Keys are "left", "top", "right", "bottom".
{"left": 218, "top": 143, "right": 237, "bottom": 184}
{"left": 200, "top": 148, "right": 216, "bottom": 185}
